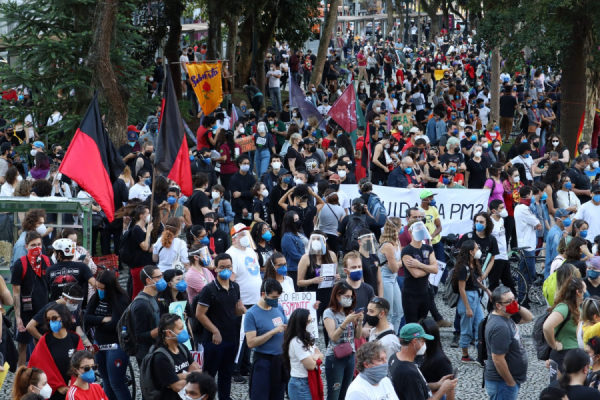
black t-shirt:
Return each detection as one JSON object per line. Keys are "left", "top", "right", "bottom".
{"left": 209, "top": 228, "right": 229, "bottom": 254}
{"left": 566, "top": 385, "right": 600, "bottom": 400}
{"left": 457, "top": 232, "right": 499, "bottom": 266}
{"left": 288, "top": 205, "right": 317, "bottom": 237}
{"left": 284, "top": 147, "right": 304, "bottom": 172}
{"left": 466, "top": 157, "right": 491, "bottom": 189}
{"left": 198, "top": 280, "right": 241, "bottom": 343}
{"left": 499, "top": 94, "right": 518, "bottom": 118}
{"left": 11, "top": 257, "right": 50, "bottom": 320}
{"left": 253, "top": 197, "right": 269, "bottom": 222}
{"left": 255, "top": 242, "right": 274, "bottom": 269}
{"left": 456, "top": 264, "right": 478, "bottom": 291}
{"left": 33, "top": 301, "right": 81, "bottom": 337}
{"left": 417, "top": 347, "right": 453, "bottom": 385}
{"left": 440, "top": 152, "right": 464, "bottom": 167}
{"left": 187, "top": 190, "right": 212, "bottom": 226}
{"left": 361, "top": 254, "right": 380, "bottom": 296}
{"left": 118, "top": 143, "right": 142, "bottom": 172}
{"left": 303, "top": 153, "right": 321, "bottom": 173}
{"left": 46, "top": 331, "right": 81, "bottom": 385}
{"left": 84, "top": 294, "right": 129, "bottom": 345}
{"left": 586, "top": 279, "right": 600, "bottom": 298}
{"left": 401, "top": 243, "right": 434, "bottom": 295}
{"left": 389, "top": 352, "right": 432, "bottom": 400}
{"left": 152, "top": 344, "right": 195, "bottom": 400}
{"left": 131, "top": 225, "right": 155, "bottom": 267}
{"left": 46, "top": 261, "right": 93, "bottom": 302}
{"left": 352, "top": 282, "right": 375, "bottom": 315}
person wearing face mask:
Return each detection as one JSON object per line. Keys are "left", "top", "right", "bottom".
{"left": 66, "top": 350, "right": 111, "bottom": 400}
{"left": 196, "top": 253, "right": 247, "bottom": 396}
{"left": 451, "top": 240, "right": 492, "bottom": 364}
{"left": 389, "top": 323, "right": 457, "bottom": 400}
{"left": 228, "top": 155, "right": 257, "bottom": 225}
{"left": 556, "top": 348, "right": 600, "bottom": 399}
{"left": 208, "top": 184, "right": 235, "bottom": 232}
{"left": 118, "top": 128, "right": 143, "bottom": 173}
{"left": 140, "top": 313, "right": 201, "bottom": 400}
{"left": 261, "top": 154, "right": 284, "bottom": 191}
{"left": 343, "top": 251, "right": 375, "bottom": 316}
{"left": 499, "top": 86, "right": 518, "bottom": 142}
{"left": 544, "top": 208, "right": 573, "bottom": 278}
{"left": 156, "top": 268, "right": 194, "bottom": 331}
{"left": 11, "top": 366, "right": 52, "bottom": 400}
{"left": 465, "top": 144, "right": 491, "bottom": 189}
{"left": 489, "top": 200, "right": 517, "bottom": 298}
{"left": 335, "top": 160, "right": 356, "bottom": 184}
{"left": 254, "top": 120, "right": 277, "bottom": 179}
{"left": 543, "top": 278, "right": 587, "bottom": 375}
{"left": 46, "top": 239, "right": 95, "bottom": 306}
{"left": 514, "top": 186, "right": 543, "bottom": 289}
{"left": 484, "top": 286, "right": 533, "bottom": 398}
{"left": 364, "top": 298, "right": 400, "bottom": 359}
{"left": 574, "top": 184, "right": 600, "bottom": 244}
{"left": 568, "top": 155, "right": 593, "bottom": 203}
{"left": 128, "top": 169, "right": 152, "bottom": 201}
{"left": 346, "top": 341, "right": 398, "bottom": 400}
{"left": 190, "top": 148, "right": 218, "bottom": 188}
{"left": 585, "top": 150, "right": 600, "bottom": 179}
{"left": 134, "top": 141, "right": 154, "bottom": 178}
{"left": 183, "top": 372, "right": 217, "bottom": 400}
{"left": 28, "top": 303, "right": 85, "bottom": 398}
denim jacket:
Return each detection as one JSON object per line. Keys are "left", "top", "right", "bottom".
{"left": 215, "top": 199, "right": 235, "bottom": 233}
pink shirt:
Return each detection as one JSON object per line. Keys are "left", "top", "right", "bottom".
{"left": 186, "top": 267, "right": 215, "bottom": 300}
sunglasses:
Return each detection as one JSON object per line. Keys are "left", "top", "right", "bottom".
{"left": 79, "top": 365, "right": 99, "bottom": 373}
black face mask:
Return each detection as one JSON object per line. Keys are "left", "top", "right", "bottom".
{"left": 364, "top": 314, "right": 380, "bottom": 326}
{"left": 330, "top": 183, "right": 340, "bottom": 191}
{"left": 144, "top": 151, "right": 152, "bottom": 157}
{"left": 533, "top": 141, "right": 540, "bottom": 148}
{"left": 204, "top": 222, "right": 214, "bottom": 232}
{"left": 453, "top": 147, "right": 460, "bottom": 154}
{"left": 294, "top": 220, "right": 302, "bottom": 230}
{"left": 427, "top": 155, "right": 436, "bottom": 162}
{"left": 308, "top": 146, "right": 316, "bottom": 153}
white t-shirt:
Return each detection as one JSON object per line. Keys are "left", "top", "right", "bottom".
{"left": 510, "top": 155, "right": 534, "bottom": 182}
{"left": 491, "top": 217, "right": 508, "bottom": 261}
{"left": 288, "top": 337, "right": 315, "bottom": 378}
{"left": 179, "top": 55, "right": 189, "bottom": 76}
{"left": 575, "top": 201, "right": 600, "bottom": 243}
{"left": 281, "top": 276, "right": 295, "bottom": 293}
{"left": 128, "top": 183, "right": 152, "bottom": 201}
{"left": 336, "top": 189, "right": 350, "bottom": 211}
{"left": 479, "top": 106, "right": 491, "bottom": 126}
{"left": 266, "top": 69, "right": 282, "bottom": 88}
{"left": 0, "top": 182, "right": 14, "bottom": 197}
{"left": 514, "top": 204, "right": 539, "bottom": 250}
{"left": 346, "top": 375, "right": 399, "bottom": 400}
{"left": 226, "top": 246, "right": 262, "bottom": 305}
{"left": 368, "top": 328, "right": 401, "bottom": 361}
{"left": 153, "top": 237, "right": 189, "bottom": 272}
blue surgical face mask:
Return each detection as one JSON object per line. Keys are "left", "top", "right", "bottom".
{"left": 429, "top": 199, "right": 437, "bottom": 207}
{"left": 523, "top": 153, "right": 530, "bottom": 158}
{"left": 588, "top": 270, "right": 600, "bottom": 280}
{"left": 264, "top": 297, "right": 280, "bottom": 308}
{"left": 449, "top": 167, "right": 456, "bottom": 173}
{"left": 453, "top": 129, "right": 459, "bottom": 134}
{"left": 203, "top": 157, "right": 211, "bottom": 165}
{"left": 219, "top": 268, "right": 232, "bottom": 280}
{"left": 451, "top": 116, "right": 456, "bottom": 120}
{"left": 262, "top": 231, "right": 273, "bottom": 241}
{"left": 189, "top": 155, "right": 195, "bottom": 161}
{"left": 471, "top": 134, "right": 477, "bottom": 141}
{"left": 533, "top": 104, "right": 538, "bottom": 109}
{"left": 443, "top": 177, "right": 450, "bottom": 185}
{"left": 50, "top": 320, "right": 62, "bottom": 333}
{"left": 166, "top": 329, "right": 190, "bottom": 344}
{"left": 167, "top": 196, "right": 177, "bottom": 205}
{"left": 276, "top": 265, "right": 287, "bottom": 276}
{"left": 541, "top": 193, "right": 548, "bottom": 201}
{"left": 144, "top": 178, "right": 152, "bottom": 186}
{"left": 129, "top": 141, "right": 136, "bottom": 147}
{"left": 580, "top": 230, "right": 588, "bottom": 239}
{"left": 594, "top": 194, "right": 600, "bottom": 203}
{"left": 283, "top": 177, "right": 292, "bottom": 184}
{"left": 475, "top": 222, "right": 485, "bottom": 232}
{"left": 80, "top": 369, "right": 96, "bottom": 383}
{"left": 97, "top": 289, "right": 105, "bottom": 300}
{"left": 404, "top": 167, "right": 413, "bottom": 175}
{"left": 565, "top": 182, "right": 572, "bottom": 190}
{"left": 155, "top": 278, "right": 167, "bottom": 292}
{"left": 349, "top": 270, "right": 363, "bottom": 281}
{"left": 175, "top": 280, "right": 188, "bottom": 292}
{"left": 200, "top": 237, "right": 210, "bottom": 245}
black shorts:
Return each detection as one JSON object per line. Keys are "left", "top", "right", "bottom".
{"left": 15, "top": 318, "right": 33, "bottom": 344}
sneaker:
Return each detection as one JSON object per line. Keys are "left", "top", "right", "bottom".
{"left": 436, "top": 319, "right": 453, "bottom": 328}
{"left": 450, "top": 332, "right": 460, "bottom": 348}
{"left": 461, "top": 356, "right": 482, "bottom": 366}
{"left": 233, "top": 374, "right": 247, "bottom": 384}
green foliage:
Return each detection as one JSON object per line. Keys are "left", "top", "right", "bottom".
{"left": 0, "top": 0, "right": 158, "bottom": 147}
{"left": 274, "top": 0, "right": 321, "bottom": 49}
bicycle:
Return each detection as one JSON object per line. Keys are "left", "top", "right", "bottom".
{"left": 509, "top": 246, "right": 546, "bottom": 306}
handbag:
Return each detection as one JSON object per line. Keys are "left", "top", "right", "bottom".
{"left": 171, "top": 240, "right": 186, "bottom": 272}
{"left": 332, "top": 325, "right": 353, "bottom": 358}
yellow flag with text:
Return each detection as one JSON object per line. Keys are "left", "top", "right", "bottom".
{"left": 187, "top": 62, "right": 223, "bottom": 116}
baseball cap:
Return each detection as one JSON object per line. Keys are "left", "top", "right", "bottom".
{"left": 329, "top": 174, "right": 341, "bottom": 182}
{"left": 127, "top": 130, "right": 139, "bottom": 141}
{"left": 554, "top": 209, "right": 572, "bottom": 218}
{"left": 419, "top": 189, "right": 436, "bottom": 199}
{"left": 592, "top": 184, "right": 600, "bottom": 194}
{"left": 441, "top": 170, "right": 456, "bottom": 176}
{"left": 277, "top": 168, "right": 290, "bottom": 176}
{"left": 352, "top": 198, "right": 365, "bottom": 207}
{"left": 0, "top": 142, "right": 11, "bottom": 154}
{"left": 32, "top": 141, "right": 45, "bottom": 150}
{"left": 590, "top": 150, "right": 599, "bottom": 159}
{"left": 409, "top": 126, "right": 420, "bottom": 133}
{"left": 399, "top": 323, "right": 434, "bottom": 341}
{"left": 303, "top": 137, "right": 315, "bottom": 145}
{"left": 230, "top": 223, "right": 250, "bottom": 237}
{"left": 127, "top": 124, "right": 140, "bottom": 133}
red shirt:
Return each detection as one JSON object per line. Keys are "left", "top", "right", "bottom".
{"left": 67, "top": 383, "right": 109, "bottom": 400}
{"left": 395, "top": 69, "right": 404, "bottom": 83}
{"left": 357, "top": 53, "right": 367, "bottom": 67}
{"left": 196, "top": 126, "right": 213, "bottom": 150}
{"left": 438, "top": 173, "right": 465, "bottom": 185}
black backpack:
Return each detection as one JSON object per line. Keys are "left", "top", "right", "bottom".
{"left": 119, "top": 223, "right": 136, "bottom": 267}
{"left": 533, "top": 309, "right": 571, "bottom": 361}
{"left": 344, "top": 214, "right": 369, "bottom": 251}
{"left": 140, "top": 344, "right": 189, "bottom": 400}
{"left": 476, "top": 314, "right": 490, "bottom": 388}
{"left": 117, "top": 294, "right": 158, "bottom": 357}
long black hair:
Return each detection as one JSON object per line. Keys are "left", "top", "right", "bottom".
{"left": 158, "top": 269, "right": 189, "bottom": 303}
{"left": 156, "top": 313, "right": 182, "bottom": 346}
{"left": 96, "top": 269, "right": 129, "bottom": 306}
{"left": 282, "top": 309, "right": 314, "bottom": 371}
{"left": 281, "top": 211, "right": 300, "bottom": 236}
{"left": 419, "top": 318, "right": 450, "bottom": 374}
{"left": 472, "top": 212, "right": 493, "bottom": 237}
{"left": 560, "top": 348, "right": 590, "bottom": 389}
{"left": 225, "top": 130, "right": 236, "bottom": 161}
{"left": 451, "top": 239, "right": 481, "bottom": 289}
{"left": 308, "top": 230, "right": 334, "bottom": 277}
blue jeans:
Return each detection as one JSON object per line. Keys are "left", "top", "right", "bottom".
{"left": 95, "top": 344, "right": 131, "bottom": 400}
{"left": 291, "top": 72, "right": 299, "bottom": 85}
{"left": 485, "top": 380, "right": 520, "bottom": 400}
{"left": 255, "top": 150, "right": 271, "bottom": 180}
{"left": 382, "top": 269, "right": 403, "bottom": 332}
{"left": 269, "top": 87, "right": 282, "bottom": 111}
{"left": 519, "top": 249, "right": 536, "bottom": 301}
{"left": 203, "top": 341, "right": 238, "bottom": 400}
{"left": 432, "top": 241, "right": 446, "bottom": 263}
{"left": 456, "top": 291, "right": 484, "bottom": 349}
{"left": 325, "top": 353, "right": 355, "bottom": 400}
{"left": 288, "top": 377, "right": 312, "bottom": 400}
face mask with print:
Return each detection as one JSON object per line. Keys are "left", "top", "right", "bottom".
{"left": 339, "top": 297, "right": 353, "bottom": 308}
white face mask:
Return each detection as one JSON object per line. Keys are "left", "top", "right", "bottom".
{"left": 474, "top": 151, "right": 482, "bottom": 157}
{"left": 240, "top": 165, "right": 250, "bottom": 172}
{"left": 416, "top": 341, "right": 427, "bottom": 356}
{"left": 292, "top": 112, "right": 297, "bottom": 117}
{"left": 482, "top": 142, "right": 489, "bottom": 148}
{"left": 238, "top": 235, "right": 250, "bottom": 248}
{"left": 30, "top": 149, "right": 37, "bottom": 157}
{"left": 65, "top": 302, "right": 79, "bottom": 312}
{"left": 238, "top": 126, "right": 245, "bottom": 133}
{"left": 474, "top": 249, "right": 482, "bottom": 259}
{"left": 594, "top": 161, "right": 600, "bottom": 169}
{"left": 393, "top": 145, "right": 399, "bottom": 152}
{"left": 211, "top": 191, "right": 220, "bottom": 200}
{"left": 552, "top": 141, "right": 559, "bottom": 147}
{"left": 311, "top": 88, "right": 316, "bottom": 92}
{"left": 459, "top": 121, "right": 465, "bottom": 127}
{"left": 145, "top": 214, "right": 151, "bottom": 224}
{"left": 337, "top": 170, "right": 347, "bottom": 178}
{"left": 494, "top": 146, "right": 501, "bottom": 152}
{"left": 36, "top": 383, "right": 53, "bottom": 399}
{"left": 17, "top": 174, "right": 23, "bottom": 182}
{"left": 584, "top": 149, "right": 591, "bottom": 155}
{"left": 36, "top": 224, "right": 47, "bottom": 235}
{"left": 261, "top": 189, "right": 269, "bottom": 198}
{"left": 375, "top": 107, "right": 381, "bottom": 113}
{"left": 360, "top": 85, "right": 365, "bottom": 89}
{"left": 513, "top": 176, "right": 520, "bottom": 183}
{"left": 374, "top": 120, "right": 380, "bottom": 125}
{"left": 498, "top": 209, "right": 509, "bottom": 218}
{"left": 294, "top": 178, "right": 303, "bottom": 185}
{"left": 272, "top": 162, "right": 281, "bottom": 170}
{"left": 593, "top": 244, "right": 598, "bottom": 255}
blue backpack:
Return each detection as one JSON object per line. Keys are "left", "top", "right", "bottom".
{"left": 367, "top": 194, "right": 386, "bottom": 227}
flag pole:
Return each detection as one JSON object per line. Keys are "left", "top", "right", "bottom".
{"left": 148, "top": 166, "right": 158, "bottom": 218}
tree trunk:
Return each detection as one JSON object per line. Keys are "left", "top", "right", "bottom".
{"left": 87, "top": 0, "right": 129, "bottom": 146}
{"left": 236, "top": 16, "right": 254, "bottom": 87}
{"left": 582, "top": 25, "right": 599, "bottom": 145}
{"left": 560, "top": 23, "right": 587, "bottom": 153}
{"left": 397, "top": 1, "right": 405, "bottom": 44}
{"left": 422, "top": 0, "right": 440, "bottom": 39}
{"left": 385, "top": 0, "right": 393, "bottom": 37}
{"left": 164, "top": 0, "right": 185, "bottom": 100}
{"left": 311, "top": 0, "right": 341, "bottom": 86}
{"left": 490, "top": 47, "right": 500, "bottom": 123}
{"left": 224, "top": 14, "right": 240, "bottom": 88}
{"left": 206, "top": 0, "right": 221, "bottom": 61}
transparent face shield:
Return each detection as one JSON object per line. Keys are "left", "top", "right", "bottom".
{"left": 409, "top": 221, "right": 432, "bottom": 242}
{"left": 358, "top": 233, "right": 376, "bottom": 255}
{"left": 234, "top": 230, "right": 256, "bottom": 250}
{"left": 307, "top": 234, "right": 327, "bottom": 255}
{"left": 189, "top": 246, "right": 213, "bottom": 268}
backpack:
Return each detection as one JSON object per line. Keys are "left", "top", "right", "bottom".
{"left": 344, "top": 214, "right": 369, "bottom": 251}
{"left": 140, "top": 344, "right": 188, "bottom": 400}
{"left": 476, "top": 314, "right": 490, "bottom": 388}
{"left": 118, "top": 224, "right": 136, "bottom": 267}
{"left": 117, "top": 294, "right": 157, "bottom": 356}
{"left": 18, "top": 255, "right": 51, "bottom": 280}
{"left": 440, "top": 268, "right": 458, "bottom": 308}
{"left": 367, "top": 194, "right": 387, "bottom": 227}
{"left": 533, "top": 308, "right": 571, "bottom": 361}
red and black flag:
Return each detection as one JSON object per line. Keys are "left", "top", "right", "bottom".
{"left": 154, "top": 72, "right": 193, "bottom": 196}
{"left": 59, "top": 93, "right": 125, "bottom": 222}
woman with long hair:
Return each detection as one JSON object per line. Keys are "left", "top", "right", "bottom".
{"left": 250, "top": 222, "right": 274, "bottom": 274}
{"left": 29, "top": 152, "right": 51, "bottom": 180}
{"left": 28, "top": 303, "right": 84, "bottom": 399}
{"left": 323, "top": 282, "right": 362, "bottom": 400}
{"left": 543, "top": 277, "right": 586, "bottom": 374}
{"left": 315, "top": 189, "right": 345, "bottom": 255}
{"left": 152, "top": 217, "right": 189, "bottom": 273}
{"left": 483, "top": 162, "right": 505, "bottom": 207}
{"left": 156, "top": 269, "right": 193, "bottom": 318}
{"left": 1, "top": 166, "right": 21, "bottom": 196}
{"left": 66, "top": 350, "right": 108, "bottom": 399}
{"left": 284, "top": 133, "right": 305, "bottom": 176}
{"left": 585, "top": 336, "right": 600, "bottom": 389}
{"left": 210, "top": 184, "right": 234, "bottom": 233}
{"left": 544, "top": 133, "right": 569, "bottom": 163}
{"left": 283, "top": 308, "right": 324, "bottom": 400}
{"left": 418, "top": 318, "right": 455, "bottom": 400}
{"left": 556, "top": 174, "right": 580, "bottom": 213}
{"left": 214, "top": 129, "right": 241, "bottom": 190}
{"left": 298, "top": 230, "right": 339, "bottom": 347}
{"left": 11, "top": 366, "right": 50, "bottom": 400}
{"left": 251, "top": 182, "right": 270, "bottom": 225}
{"left": 281, "top": 211, "right": 308, "bottom": 287}
{"left": 564, "top": 236, "right": 593, "bottom": 278}
{"left": 559, "top": 348, "right": 600, "bottom": 397}
{"left": 186, "top": 244, "right": 215, "bottom": 300}
{"left": 119, "top": 165, "right": 135, "bottom": 188}
{"left": 84, "top": 270, "right": 131, "bottom": 400}
{"left": 451, "top": 240, "right": 491, "bottom": 364}
{"left": 581, "top": 297, "right": 600, "bottom": 347}
{"left": 129, "top": 204, "right": 156, "bottom": 298}
{"left": 264, "top": 252, "right": 295, "bottom": 293}
{"left": 377, "top": 217, "right": 404, "bottom": 333}
{"left": 489, "top": 139, "right": 506, "bottom": 164}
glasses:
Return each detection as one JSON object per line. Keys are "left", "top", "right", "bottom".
{"left": 79, "top": 365, "right": 99, "bottom": 373}
{"left": 498, "top": 298, "right": 515, "bottom": 305}
{"left": 152, "top": 274, "right": 163, "bottom": 280}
